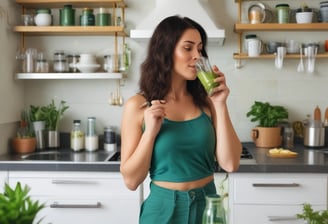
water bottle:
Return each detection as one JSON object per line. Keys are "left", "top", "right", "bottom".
{"left": 202, "top": 194, "right": 226, "bottom": 224}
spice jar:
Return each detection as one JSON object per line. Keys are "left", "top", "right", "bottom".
{"left": 104, "top": 126, "right": 117, "bottom": 152}
{"left": 276, "top": 4, "right": 290, "bottom": 24}
{"left": 67, "top": 54, "right": 80, "bottom": 72}
{"left": 80, "top": 8, "right": 95, "bottom": 26}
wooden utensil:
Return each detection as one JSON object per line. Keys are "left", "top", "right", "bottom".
{"left": 314, "top": 106, "right": 321, "bottom": 121}
{"left": 324, "top": 107, "right": 328, "bottom": 125}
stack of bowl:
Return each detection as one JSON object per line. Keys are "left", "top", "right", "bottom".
{"left": 76, "top": 54, "right": 100, "bottom": 73}
{"left": 320, "top": 1, "right": 328, "bottom": 22}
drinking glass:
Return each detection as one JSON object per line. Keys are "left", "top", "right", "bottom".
{"left": 195, "top": 57, "right": 219, "bottom": 96}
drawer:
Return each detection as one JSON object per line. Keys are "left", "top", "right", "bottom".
{"left": 33, "top": 196, "right": 140, "bottom": 224}
{"left": 232, "top": 204, "right": 326, "bottom": 224}
{"left": 231, "top": 173, "right": 327, "bottom": 204}
{"left": 8, "top": 172, "right": 137, "bottom": 197}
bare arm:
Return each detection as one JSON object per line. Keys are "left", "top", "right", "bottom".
{"left": 210, "top": 66, "right": 242, "bottom": 172}
{"left": 120, "top": 95, "right": 166, "bottom": 190}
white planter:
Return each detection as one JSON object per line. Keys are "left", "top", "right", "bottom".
{"left": 296, "top": 11, "right": 313, "bottom": 23}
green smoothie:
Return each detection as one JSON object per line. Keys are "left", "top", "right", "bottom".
{"left": 197, "top": 70, "right": 219, "bottom": 96}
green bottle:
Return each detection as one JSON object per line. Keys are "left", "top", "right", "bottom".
{"left": 202, "top": 194, "right": 226, "bottom": 224}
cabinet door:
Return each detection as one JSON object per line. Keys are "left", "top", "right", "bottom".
{"left": 9, "top": 171, "right": 141, "bottom": 224}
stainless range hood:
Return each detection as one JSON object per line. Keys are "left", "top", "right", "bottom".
{"left": 130, "top": 0, "right": 226, "bottom": 46}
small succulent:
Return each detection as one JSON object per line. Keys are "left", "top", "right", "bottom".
{"left": 297, "top": 203, "right": 328, "bottom": 224}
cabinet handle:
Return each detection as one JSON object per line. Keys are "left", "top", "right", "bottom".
{"left": 267, "top": 215, "right": 298, "bottom": 221}
{"left": 52, "top": 180, "right": 98, "bottom": 185}
{"left": 50, "top": 201, "right": 102, "bottom": 208}
{"left": 252, "top": 183, "right": 300, "bottom": 187}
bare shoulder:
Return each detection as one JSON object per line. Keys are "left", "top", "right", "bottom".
{"left": 122, "top": 94, "right": 146, "bottom": 124}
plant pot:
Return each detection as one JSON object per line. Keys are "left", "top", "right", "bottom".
{"left": 296, "top": 11, "right": 313, "bottom": 23}
{"left": 32, "top": 121, "right": 46, "bottom": 150}
{"left": 251, "top": 126, "right": 283, "bottom": 148}
{"left": 12, "top": 137, "right": 36, "bottom": 154}
{"left": 47, "top": 130, "right": 60, "bottom": 148}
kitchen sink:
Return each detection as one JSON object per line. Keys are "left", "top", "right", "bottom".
{"left": 21, "top": 150, "right": 117, "bottom": 162}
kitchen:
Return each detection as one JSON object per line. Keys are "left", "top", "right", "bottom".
{"left": 0, "top": 0, "right": 328, "bottom": 223}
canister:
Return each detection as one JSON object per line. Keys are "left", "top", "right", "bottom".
{"left": 275, "top": 4, "right": 290, "bottom": 24}
{"left": 104, "top": 126, "right": 117, "bottom": 152}
{"left": 96, "top": 8, "right": 111, "bottom": 26}
{"left": 60, "top": 5, "right": 75, "bottom": 26}
{"left": 80, "top": 8, "right": 95, "bottom": 26}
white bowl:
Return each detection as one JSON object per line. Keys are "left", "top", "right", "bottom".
{"left": 76, "top": 63, "right": 100, "bottom": 73}
{"left": 296, "top": 12, "right": 313, "bottom": 24}
{"left": 79, "top": 54, "right": 97, "bottom": 64}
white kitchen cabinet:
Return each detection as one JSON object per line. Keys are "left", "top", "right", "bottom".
{"left": 8, "top": 171, "right": 141, "bottom": 224}
{"left": 229, "top": 173, "right": 327, "bottom": 224}
{"left": 0, "top": 171, "right": 9, "bottom": 192}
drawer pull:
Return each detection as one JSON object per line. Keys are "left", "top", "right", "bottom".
{"left": 252, "top": 183, "right": 300, "bottom": 187}
{"left": 268, "top": 215, "right": 298, "bottom": 221}
{"left": 52, "top": 180, "right": 98, "bottom": 185}
{"left": 50, "top": 201, "right": 102, "bottom": 208}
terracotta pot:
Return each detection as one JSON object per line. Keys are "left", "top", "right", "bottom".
{"left": 12, "top": 137, "right": 36, "bottom": 154}
{"left": 251, "top": 126, "right": 282, "bottom": 148}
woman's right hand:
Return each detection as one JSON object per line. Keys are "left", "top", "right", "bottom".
{"left": 143, "top": 100, "right": 166, "bottom": 137}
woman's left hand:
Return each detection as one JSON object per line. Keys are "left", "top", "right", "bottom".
{"left": 209, "top": 65, "right": 230, "bottom": 103}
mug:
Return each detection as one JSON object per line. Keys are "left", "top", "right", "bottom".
{"left": 247, "top": 39, "right": 262, "bottom": 57}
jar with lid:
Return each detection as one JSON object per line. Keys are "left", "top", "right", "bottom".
{"left": 67, "top": 54, "right": 80, "bottom": 72}
{"left": 244, "top": 34, "right": 258, "bottom": 51}
{"left": 70, "top": 120, "right": 84, "bottom": 151}
{"left": 104, "top": 126, "right": 117, "bottom": 152}
{"left": 202, "top": 194, "right": 226, "bottom": 224}
{"left": 34, "top": 8, "right": 52, "bottom": 26}
{"left": 96, "top": 7, "right": 111, "bottom": 26}
{"left": 80, "top": 8, "right": 95, "bottom": 26}
{"left": 276, "top": 4, "right": 290, "bottom": 24}
{"left": 85, "top": 117, "right": 98, "bottom": 151}
{"left": 60, "top": 4, "right": 75, "bottom": 26}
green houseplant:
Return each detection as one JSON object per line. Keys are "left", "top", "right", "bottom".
{"left": 0, "top": 182, "right": 45, "bottom": 223}
{"left": 297, "top": 203, "right": 328, "bottom": 224}
{"left": 11, "top": 109, "right": 37, "bottom": 154}
{"left": 246, "top": 101, "right": 288, "bottom": 148}
{"left": 296, "top": 3, "right": 313, "bottom": 24}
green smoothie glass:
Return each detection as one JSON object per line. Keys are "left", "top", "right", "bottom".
{"left": 195, "top": 57, "right": 218, "bottom": 96}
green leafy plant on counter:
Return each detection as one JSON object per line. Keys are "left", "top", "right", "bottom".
{"left": 42, "top": 99, "right": 69, "bottom": 131}
{"left": 246, "top": 101, "right": 288, "bottom": 127}
{"left": 16, "top": 109, "right": 35, "bottom": 138}
{"left": 0, "top": 182, "right": 45, "bottom": 224}
{"left": 297, "top": 203, "right": 328, "bottom": 224}
{"left": 29, "top": 105, "right": 47, "bottom": 122}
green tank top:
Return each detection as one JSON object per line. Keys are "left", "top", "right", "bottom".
{"left": 149, "top": 111, "right": 216, "bottom": 182}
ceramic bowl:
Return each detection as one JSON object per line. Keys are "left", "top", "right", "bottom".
{"left": 76, "top": 63, "right": 100, "bottom": 73}
{"left": 79, "top": 54, "right": 97, "bottom": 64}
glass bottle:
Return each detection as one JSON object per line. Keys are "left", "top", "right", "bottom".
{"left": 85, "top": 117, "right": 98, "bottom": 151}
{"left": 70, "top": 120, "right": 84, "bottom": 151}
{"left": 80, "top": 8, "right": 95, "bottom": 26}
{"left": 202, "top": 194, "right": 226, "bottom": 224}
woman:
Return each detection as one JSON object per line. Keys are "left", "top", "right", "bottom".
{"left": 120, "top": 15, "right": 242, "bottom": 223}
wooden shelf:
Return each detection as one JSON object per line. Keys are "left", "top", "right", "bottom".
{"left": 14, "top": 26, "right": 128, "bottom": 36}
{"left": 233, "top": 52, "right": 328, "bottom": 60}
{"left": 234, "top": 23, "right": 328, "bottom": 32}
{"left": 16, "top": 0, "right": 126, "bottom": 8}
{"left": 15, "top": 72, "right": 123, "bottom": 80}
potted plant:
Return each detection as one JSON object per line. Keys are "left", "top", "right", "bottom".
{"left": 42, "top": 99, "right": 69, "bottom": 148}
{"left": 0, "top": 182, "right": 45, "bottom": 223}
{"left": 11, "top": 109, "right": 37, "bottom": 154}
{"left": 29, "top": 105, "right": 47, "bottom": 150}
{"left": 297, "top": 203, "right": 328, "bottom": 224}
{"left": 296, "top": 3, "right": 313, "bottom": 24}
{"left": 246, "top": 101, "right": 288, "bottom": 148}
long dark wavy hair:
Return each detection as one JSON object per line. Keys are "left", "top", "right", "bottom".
{"left": 139, "top": 15, "right": 210, "bottom": 108}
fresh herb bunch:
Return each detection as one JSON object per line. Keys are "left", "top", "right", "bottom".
{"left": 42, "top": 99, "right": 69, "bottom": 131}
{"left": 246, "top": 101, "right": 288, "bottom": 127}
{"left": 297, "top": 203, "right": 328, "bottom": 224}
{"left": 0, "top": 182, "right": 45, "bottom": 224}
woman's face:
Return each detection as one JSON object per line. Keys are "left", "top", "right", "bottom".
{"left": 173, "top": 28, "right": 203, "bottom": 80}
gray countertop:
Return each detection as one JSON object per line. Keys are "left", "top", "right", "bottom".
{"left": 0, "top": 142, "right": 327, "bottom": 173}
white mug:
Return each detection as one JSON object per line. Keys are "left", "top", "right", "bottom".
{"left": 247, "top": 39, "right": 262, "bottom": 57}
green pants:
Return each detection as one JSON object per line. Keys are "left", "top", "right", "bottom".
{"left": 139, "top": 180, "right": 216, "bottom": 224}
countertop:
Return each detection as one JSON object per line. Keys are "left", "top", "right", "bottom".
{"left": 0, "top": 142, "right": 327, "bottom": 173}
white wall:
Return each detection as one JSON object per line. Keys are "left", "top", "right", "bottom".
{"left": 3, "top": 0, "right": 328, "bottom": 151}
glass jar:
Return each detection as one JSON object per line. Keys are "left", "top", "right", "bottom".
{"left": 104, "top": 126, "right": 117, "bottom": 152}
{"left": 80, "top": 8, "right": 95, "bottom": 26}
{"left": 85, "top": 117, "right": 98, "bottom": 151}
{"left": 67, "top": 54, "right": 80, "bottom": 72}
{"left": 53, "top": 59, "right": 68, "bottom": 72}
{"left": 276, "top": 4, "right": 290, "bottom": 24}
{"left": 202, "top": 194, "right": 226, "bottom": 224}
{"left": 60, "top": 4, "right": 75, "bottom": 26}
{"left": 70, "top": 120, "right": 84, "bottom": 151}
